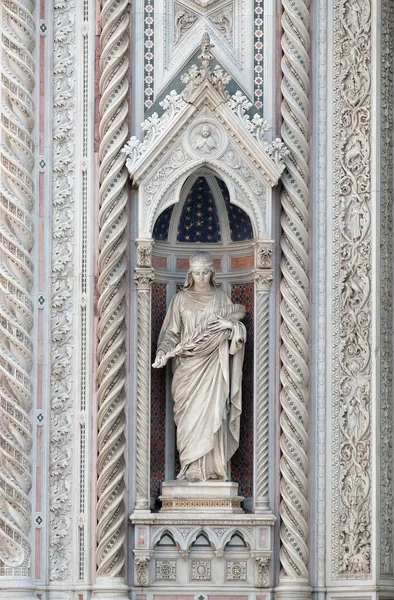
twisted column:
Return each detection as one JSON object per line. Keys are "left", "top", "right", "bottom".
{"left": 278, "top": 0, "right": 311, "bottom": 594}
{"left": 96, "top": 0, "right": 129, "bottom": 585}
{"left": 134, "top": 267, "right": 154, "bottom": 511}
{"left": 0, "top": 0, "right": 35, "bottom": 585}
{"left": 254, "top": 271, "right": 273, "bottom": 513}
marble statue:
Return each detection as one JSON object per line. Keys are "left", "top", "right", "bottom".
{"left": 152, "top": 252, "right": 246, "bottom": 482}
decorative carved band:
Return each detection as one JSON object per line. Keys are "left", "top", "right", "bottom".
{"left": 134, "top": 268, "right": 154, "bottom": 510}
{"left": 278, "top": 0, "right": 311, "bottom": 585}
{"left": 0, "top": 0, "right": 35, "bottom": 576}
{"left": 96, "top": 0, "right": 129, "bottom": 578}
{"left": 331, "top": 0, "right": 372, "bottom": 578}
{"left": 49, "top": 0, "right": 76, "bottom": 581}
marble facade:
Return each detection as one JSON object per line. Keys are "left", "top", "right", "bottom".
{"left": 0, "top": 0, "right": 393, "bottom": 599}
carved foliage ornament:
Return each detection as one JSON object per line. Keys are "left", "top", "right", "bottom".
{"left": 49, "top": 0, "right": 76, "bottom": 581}
{"left": 332, "top": 0, "right": 372, "bottom": 578}
{"left": 251, "top": 552, "right": 271, "bottom": 587}
{"left": 122, "top": 34, "right": 288, "bottom": 177}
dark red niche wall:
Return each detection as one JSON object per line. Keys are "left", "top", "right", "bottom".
{"left": 231, "top": 281, "right": 254, "bottom": 499}
{"left": 150, "top": 282, "right": 167, "bottom": 499}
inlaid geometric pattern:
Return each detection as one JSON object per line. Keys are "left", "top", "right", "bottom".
{"left": 151, "top": 282, "right": 168, "bottom": 499}
{"left": 177, "top": 177, "right": 221, "bottom": 243}
{"left": 231, "top": 282, "right": 254, "bottom": 498}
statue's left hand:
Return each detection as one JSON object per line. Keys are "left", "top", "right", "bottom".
{"left": 152, "top": 350, "right": 167, "bottom": 368}
{"left": 207, "top": 316, "right": 234, "bottom": 332}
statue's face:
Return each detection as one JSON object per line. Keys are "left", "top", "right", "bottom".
{"left": 191, "top": 267, "right": 212, "bottom": 289}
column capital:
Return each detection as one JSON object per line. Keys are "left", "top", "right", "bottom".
{"left": 254, "top": 269, "right": 274, "bottom": 290}
{"left": 134, "top": 268, "right": 155, "bottom": 288}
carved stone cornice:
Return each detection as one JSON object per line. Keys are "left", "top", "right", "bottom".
{"left": 0, "top": 0, "right": 36, "bottom": 579}
{"left": 96, "top": 0, "right": 129, "bottom": 581}
{"left": 278, "top": 0, "right": 311, "bottom": 590}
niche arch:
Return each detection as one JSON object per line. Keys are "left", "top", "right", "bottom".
{"left": 150, "top": 168, "right": 257, "bottom": 501}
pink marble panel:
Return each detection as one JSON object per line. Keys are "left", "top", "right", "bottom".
{"left": 152, "top": 255, "right": 167, "bottom": 269}
{"left": 35, "top": 528, "right": 41, "bottom": 579}
{"left": 231, "top": 255, "right": 254, "bottom": 269}
{"left": 209, "top": 597, "right": 248, "bottom": 600}
{"left": 138, "top": 527, "right": 147, "bottom": 547}
{"left": 260, "top": 526, "right": 269, "bottom": 549}
{"left": 154, "top": 597, "right": 192, "bottom": 600}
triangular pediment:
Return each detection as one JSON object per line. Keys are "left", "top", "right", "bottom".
{"left": 123, "top": 34, "right": 289, "bottom": 239}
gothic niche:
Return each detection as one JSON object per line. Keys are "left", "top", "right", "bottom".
{"left": 126, "top": 35, "right": 284, "bottom": 593}
{"left": 150, "top": 170, "right": 256, "bottom": 505}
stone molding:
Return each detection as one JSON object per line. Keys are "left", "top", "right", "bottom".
{"left": 0, "top": 0, "right": 36, "bottom": 580}
{"left": 331, "top": 0, "right": 372, "bottom": 579}
{"left": 278, "top": 0, "right": 311, "bottom": 590}
{"left": 379, "top": 0, "right": 394, "bottom": 578}
{"left": 49, "top": 0, "right": 76, "bottom": 582}
{"left": 96, "top": 0, "right": 129, "bottom": 581}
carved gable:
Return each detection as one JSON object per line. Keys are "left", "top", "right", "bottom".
{"left": 123, "top": 35, "right": 288, "bottom": 239}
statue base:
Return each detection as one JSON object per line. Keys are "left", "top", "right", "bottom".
{"left": 160, "top": 479, "right": 244, "bottom": 513}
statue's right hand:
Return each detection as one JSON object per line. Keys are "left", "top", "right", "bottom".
{"left": 152, "top": 350, "right": 166, "bottom": 369}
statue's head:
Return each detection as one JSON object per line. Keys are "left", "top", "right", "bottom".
{"left": 184, "top": 251, "right": 216, "bottom": 289}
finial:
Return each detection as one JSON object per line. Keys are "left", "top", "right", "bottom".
{"left": 199, "top": 33, "right": 214, "bottom": 73}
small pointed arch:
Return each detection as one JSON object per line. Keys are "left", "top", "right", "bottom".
{"left": 154, "top": 529, "right": 179, "bottom": 549}
{"left": 189, "top": 529, "right": 213, "bottom": 549}
{"left": 222, "top": 529, "right": 252, "bottom": 550}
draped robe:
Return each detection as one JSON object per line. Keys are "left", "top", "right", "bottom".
{"left": 157, "top": 288, "right": 246, "bottom": 481}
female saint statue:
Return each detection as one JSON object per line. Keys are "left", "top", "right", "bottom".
{"left": 152, "top": 252, "right": 246, "bottom": 482}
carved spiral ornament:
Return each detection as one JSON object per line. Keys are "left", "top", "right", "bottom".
{"left": 134, "top": 273, "right": 154, "bottom": 510}
{"left": 97, "top": 0, "right": 129, "bottom": 577}
{"left": 279, "top": 0, "right": 311, "bottom": 583}
{"left": 255, "top": 288, "right": 270, "bottom": 507}
{"left": 0, "top": 0, "right": 35, "bottom": 575}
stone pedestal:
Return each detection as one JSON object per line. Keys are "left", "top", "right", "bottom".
{"left": 160, "top": 480, "right": 243, "bottom": 513}
{"left": 130, "top": 479, "right": 276, "bottom": 598}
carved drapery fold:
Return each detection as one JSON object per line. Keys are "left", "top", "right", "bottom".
{"left": 96, "top": 0, "right": 129, "bottom": 578}
{"left": 134, "top": 265, "right": 154, "bottom": 511}
{"left": 278, "top": 0, "right": 311, "bottom": 588}
{"left": 0, "top": 0, "right": 35, "bottom": 577}
{"left": 254, "top": 256, "right": 273, "bottom": 512}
